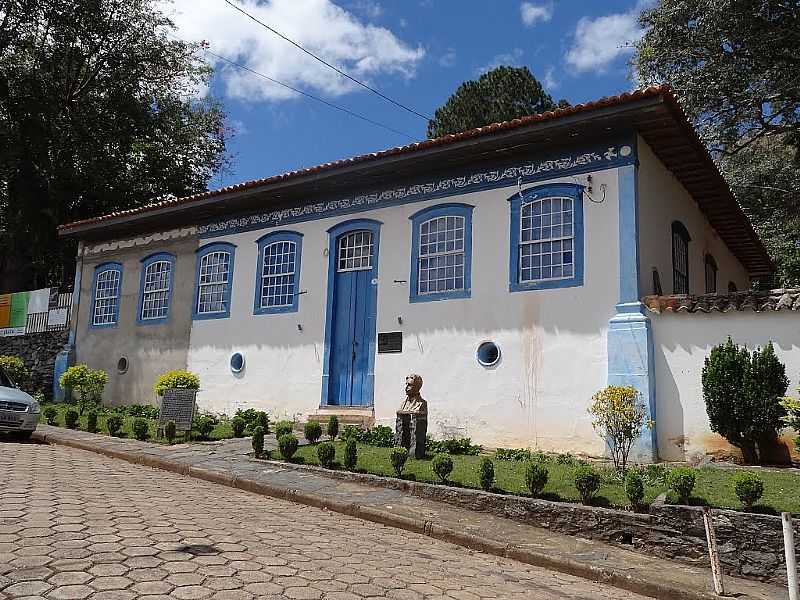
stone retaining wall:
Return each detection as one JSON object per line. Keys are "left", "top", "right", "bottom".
{"left": 0, "top": 331, "right": 68, "bottom": 399}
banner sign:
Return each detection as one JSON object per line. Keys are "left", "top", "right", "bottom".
{"left": 9, "top": 292, "right": 28, "bottom": 327}
{"left": 0, "top": 327, "right": 25, "bottom": 337}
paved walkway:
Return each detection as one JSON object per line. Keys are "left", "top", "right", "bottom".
{"left": 28, "top": 426, "right": 786, "bottom": 600}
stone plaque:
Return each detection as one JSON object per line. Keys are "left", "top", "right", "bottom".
{"left": 158, "top": 388, "right": 197, "bottom": 431}
{"left": 378, "top": 331, "right": 402, "bottom": 353}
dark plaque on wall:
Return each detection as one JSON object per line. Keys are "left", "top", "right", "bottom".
{"left": 378, "top": 332, "right": 403, "bottom": 353}
{"left": 158, "top": 388, "right": 197, "bottom": 431}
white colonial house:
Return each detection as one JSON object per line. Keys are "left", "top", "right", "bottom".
{"left": 59, "top": 86, "right": 800, "bottom": 462}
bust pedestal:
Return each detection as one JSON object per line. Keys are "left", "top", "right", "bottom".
{"left": 395, "top": 413, "right": 427, "bottom": 459}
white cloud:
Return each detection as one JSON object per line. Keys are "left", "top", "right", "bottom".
{"left": 347, "top": 0, "right": 382, "bottom": 19}
{"left": 520, "top": 2, "right": 553, "bottom": 27}
{"left": 543, "top": 66, "right": 558, "bottom": 90}
{"left": 439, "top": 49, "right": 456, "bottom": 68}
{"left": 476, "top": 48, "right": 524, "bottom": 75}
{"left": 565, "top": 1, "right": 650, "bottom": 73}
{"left": 162, "top": 0, "right": 424, "bottom": 102}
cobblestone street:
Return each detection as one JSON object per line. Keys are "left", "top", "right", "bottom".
{"left": 0, "top": 441, "right": 648, "bottom": 600}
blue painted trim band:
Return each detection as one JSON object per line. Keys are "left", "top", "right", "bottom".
{"left": 618, "top": 164, "right": 640, "bottom": 304}
{"left": 136, "top": 251, "right": 176, "bottom": 326}
{"left": 408, "top": 203, "right": 474, "bottom": 303}
{"left": 508, "top": 183, "right": 584, "bottom": 293}
{"left": 192, "top": 242, "right": 237, "bottom": 321}
{"left": 88, "top": 261, "right": 123, "bottom": 330}
{"left": 252, "top": 230, "right": 304, "bottom": 315}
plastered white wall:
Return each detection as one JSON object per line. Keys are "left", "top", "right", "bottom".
{"left": 637, "top": 137, "right": 750, "bottom": 296}
{"left": 188, "top": 170, "right": 621, "bottom": 452}
{"left": 651, "top": 310, "right": 800, "bottom": 461}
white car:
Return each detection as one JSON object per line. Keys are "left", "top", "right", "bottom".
{"left": 0, "top": 367, "right": 40, "bottom": 439}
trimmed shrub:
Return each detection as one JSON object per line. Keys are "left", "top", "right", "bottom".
{"left": 426, "top": 437, "right": 482, "bottom": 455}
{"left": 193, "top": 415, "right": 215, "bottom": 440}
{"left": 60, "top": 364, "right": 107, "bottom": 414}
{"left": 154, "top": 369, "right": 200, "bottom": 397}
{"left": 231, "top": 416, "right": 246, "bottom": 438}
{"left": 0, "top": 355, "right": 29, "bottom": 389}
{"left": 344, "top": 438, "right": 358, "bottom": 470}
{"left": 667, "top": 467, "right": 696, "bottom": 504}
{"left": 341, "top": 425, "right": 362, "bottom": 441}
{"left": 255, "top": 411, "right": 270, "bottom": 433}
{"left": 278, "top": 434, "right": 299, "bottom": 460}
{"left": 734, "top": 471, "right": 765, "bottom": 508}
{"left": 364, "top": 425, "right": 394, "bottom": 447}
{"left": 390, "top": 447, "right": 409, "bottom": 477}
{"left": 106, "top": 414, "right": 123, "bottom": 436}
{"left": 86, "top": 411, "right": 98, "bottom": 433}
{"left": 132, "top": 418, "right": 149, "bottom": 441}
{"left": 251, "top": 425, "right": 265, "bottom": 458}
{"left": 164, "top": 420, "right": 177, "bottom": 444}
{"left": 432, "top": 453, "right": 453, "bottom": 483}
{"left": 275, "top": 420, "right": 294, "bottom": 438}
{"left": 556, "top": 453, "right": 578, "bottom": 466}
{"left": 235, "top": 408, "right": 259, "bottom": 426}
{"left": 524, "top": 462, "right": 548, "bottom": 496}
{"left": 574, "top": 465, "right": 601, "bottom": 505}
{"left": 43, "top": 405, "right": 58, "bottom": 425}
{"left": 327, "top": 415, "right": 339, "bottom": 440}
{"left": 495, "top": 448, "right": 531, "bottom": 462}
{"left": 304, "top": 420, "right": 322, "bottom": 444}
{"left": 119, "top": 405, "right": 160, "bottom": 419}
{"left": 479, "top": 457, "right": 495, "bottom": 491}
{"left": 624, "top": 470, "right": 645, "bottom": 508}
{"left": 317, "top": 441, "right": 336, "bottom": 468}
{"left": 64, "top": 409, "right": 79, "bottom": 429}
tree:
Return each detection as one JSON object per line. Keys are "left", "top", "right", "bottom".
{"left": 0, "top": 0, "right": 229, "bottom": 292}
{"left": 427, "top": 66, "right": 567, "bottom": 138}
{"left": 588, "top": 385, "right": 652, "bottom": 473}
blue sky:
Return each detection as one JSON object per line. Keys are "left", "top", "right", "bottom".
{"left": 165, "top": 0, "right": 649, "bottom": 189}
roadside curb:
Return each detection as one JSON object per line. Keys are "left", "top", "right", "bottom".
{"left": 31, "top": 429, "right": 724, "bottom": 600}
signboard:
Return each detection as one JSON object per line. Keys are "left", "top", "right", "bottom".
{"left": 47, "top": 308, "right": 69, "bottom": 327}
{"left": 0, "top": 327, "right": 25, "bottom": 337}
{"left": 157, "top": 388, "right": 197, "bottom": 431}
{"left": 48, "top": 287, "right": 60, "bottom": 310}
{"left": 0, "top": 295, "right": 11, "bottom": 328}
{"left": 378, "top": 331, "right": 403, "bottom": 353}
{"left": 9, "top": 292, "right": 28, "bottom": 327}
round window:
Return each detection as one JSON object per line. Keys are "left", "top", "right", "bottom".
{"left": 230, "top": 352, "right": 245, "bottom": 374}
{"left": 476, "top": 342, "right": 501, "bottom": 367}
{"left": 117, "top": 356, "right": 129, "bottom": 374}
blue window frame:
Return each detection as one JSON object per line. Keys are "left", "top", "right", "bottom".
{"left": 409, "top": 203, "right": 473, "bottom": 302}
{"left": 253, "top": 231, "right": 303, "bottom": 314}
{"left": 672, "top": 221, "right": 691, "bottom": 294}
{"left": 509, "top": 183, "right": 584, "bottom": 292}
{"left": 193, "top": 242, "right": 236, "bottom": 320}
{"left": 90, "top": 262, "right": 123, "bottom": 328}
{"left": 137, "top": 252, "right": 176, "bottom": 325}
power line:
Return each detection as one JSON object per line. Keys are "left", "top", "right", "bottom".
{"left": 219, "top": 0, "right": 432, "bottom": 122}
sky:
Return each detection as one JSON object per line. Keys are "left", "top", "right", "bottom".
{"left": 161, "top": 0, "right": 652, "bottom": 190}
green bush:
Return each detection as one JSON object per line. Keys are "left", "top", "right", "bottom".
{"left": 59, "top": 364, "right": 107, "bottom": 414}
{"left": 556, "top": 453, "right": 578, "bottom": 466}
{"left": 132, "top": 418, "right": 149, "bottom": 441}
{"left": 278, "top": 434, "right": 299, "bottom": 460}
{"left": 703, "top": 338, "right": 788, "bottom": 463}
{"left": 64, "top": 409, "right": 79, "bottom": 429}
{"left": 643, "top": 464, "right": 669, "bottom": 486}
{"left": 426, "top": 437, "right": 482, "bottom": 455}
{"left": 275, "top": 420, "right": 294, "bottom": 438}
{"left": 106, "top": 414, "right": 123, "bottom": 436}
{"left": 390, "top": 447, "right": 409, "bottom": 477}
{"left": 164, "top": 420, "right": 177, "bottom": 444}
{"left": 574, "top": 465, "right": 601, "bottom": 505}
{"left": 304, "top": 420, "right": 322, "bottom": 443}
{"left": 589, "top": 385, "right": 651, "bottom": 473}
{"left": 733, "top": 471, "right": 764, "bottom": 508}
{"left": 364, "top": 425, "right": 394, "bottom": 447}
{"left": 317, "top": 441, "right": 336, "bottom": 468}
{"left": 118, "top": 404, "right": 160, "bottom": 419}
{"left": 0, "top": 355, "right": 29, "bottom": 389}
{"left": 479, "top": 457, "right": 495, "bottom": 491}
{"left": 327, "top": 415, "right": 339, "bottom": 440}
{"left": 341, "top": 425, "right": 362, "bottom": 441}
{"left": 231, "top": 416, "right": 246, "bottom": 438}
{"left": 432, "top": 453, "right": 453, "bottom": 483}
{"left": 495, "top": 448, "right": 531, "bottom": 462}
{"left": 667, "top": 467, "right": 696, "bottom": 504}
{"left": 344, "top": 438, "right": 358, "bottom": 470}
{"left": 86, "top": 411, "right": 98, "bottom": 433}
{"left": 524, "top": 462, "right": 549, "bottom": 496}
{"left": 255, "top": 411, "right": 270, "bottom": 433}
{"left": 193, "top": 415, "right": 215, "bottom": 440}
{"left": 154, "top": 369, "right": 200, "bottom": 397}
{"left": 235, "top": 408, "right": 259, "bottom": 426}
{"left": 624, "top": 470, "right": 645, "bottom": 508}
{"left": 43, "top": 405, "right": 58, "bottom": 425}
{"left": 251, "top": 425, "right": 265, "bottom": 458}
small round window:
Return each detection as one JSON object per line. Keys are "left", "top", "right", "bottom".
{"left": 476, "top": 342, "right": 501, "bottom": 367}
{"left": 117, "top": 356, "right": 129, "bottom": 374}
{"left": 230, "top": 352, "right": 245, "bottom": 373}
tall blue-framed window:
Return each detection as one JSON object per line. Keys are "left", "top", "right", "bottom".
{"left": 90, "top": 262, "right": 123, "bottom": 328}
{"left": 509, "top": 183, "right": 584, "bottom": 292}
{"left": 672, "top": 221, "right": 691, "bottom": 295}
{"left": 193, "top": 242, "right": 236, "bottom": 320}
{"left": 409, "top": 203, "right": 473, "bottom": 302}
{"left": 137, "top": 252, "right": 176, "bottom": 325}
{"left": 253, "top": 231, "right": 303, "bottom": 315}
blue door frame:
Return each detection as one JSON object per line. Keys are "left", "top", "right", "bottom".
{"left": 321, "top": 219, "right": 381, "bottom": 407}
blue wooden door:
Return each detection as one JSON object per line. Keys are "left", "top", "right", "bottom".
{"left": 329, "top": 230, "right": 376, "bottom": 406}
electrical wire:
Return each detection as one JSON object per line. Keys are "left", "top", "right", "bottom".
{"left": 219, "top": 0, "right": 432, "bottom": 122}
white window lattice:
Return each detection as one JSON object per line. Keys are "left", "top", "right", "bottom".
{"left": 261, "top": 241, "right": 296, "bottom": 308}
{"left": 519, "top": 196, "right": 574, "bottom": 283}
{"left": 338, "top": 231, "right": 373, "bottom": 272}
{"left": 93, "top": 268, "right": 121, "bottom": 325}
{"left": 197, "top": 251, "right": 230, "bottom": 314}
{"left": 418, "top": 215, "right": 465, "bottom": 294}
{"left": 141, "top": 260, "right": 172, "bottom": 320}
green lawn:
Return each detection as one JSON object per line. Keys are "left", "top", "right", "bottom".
{"left": 285, "top": 441, "right": 800, "bottom": 514}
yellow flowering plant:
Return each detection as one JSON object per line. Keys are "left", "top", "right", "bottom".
{"left": 589, "top": 385, "right": 653, "bottom": 473}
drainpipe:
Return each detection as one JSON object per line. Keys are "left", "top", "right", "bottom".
{"left": 53, "top": 240, "right": 83, "bottom": 401}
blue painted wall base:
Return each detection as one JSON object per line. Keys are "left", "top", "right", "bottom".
{"left": 53, "top": 343, "right": 74, "bottom": 402}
